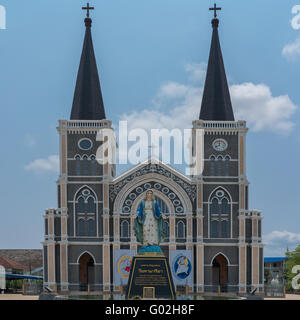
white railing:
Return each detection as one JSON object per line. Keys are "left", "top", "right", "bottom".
{"left": 58, "top": 119, "right": 112, "bottom": 129}
{"left": 192, "top": 120, "right": 246, "bottom": 129}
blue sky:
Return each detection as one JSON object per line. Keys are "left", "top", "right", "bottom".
{"left": 1, "top": 0, "right": 300, "bottom": 255}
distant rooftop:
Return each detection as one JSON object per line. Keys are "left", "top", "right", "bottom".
{"left": 264, "top": 257, "right": 287, "bottom": 263}
{"left": 0, "top": 256, "right": 27, "bottom": 271}
{"left": 0, "top": 249, "right": 43, "bottom": 271}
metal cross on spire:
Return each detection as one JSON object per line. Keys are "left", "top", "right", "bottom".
{"left": 209, "top": 3, "right": 221, "bottom": 18}
{"left": 82, "top": 2, "right": 94, "bottom": 18}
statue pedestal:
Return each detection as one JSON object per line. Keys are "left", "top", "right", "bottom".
{"left": 126, "top": 253, "right": 176, "bottom": 299}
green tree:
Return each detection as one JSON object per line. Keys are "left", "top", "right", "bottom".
{"left": 264, "top": 269, "right": 271, "bottom": 284}
{"left": 285, "top": 245, "right": 300, "bottom": 292}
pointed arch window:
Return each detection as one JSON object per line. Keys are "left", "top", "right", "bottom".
{"left": 221, "top": 198, "right": 229, "bottom": 215}
{"left": 87, "top": 197, "right": 96, "bottom": 213}
{"left": 176, "top": 220, "right": 186, "bottom": 239}
{"left": 120, "top": 220, "right": 130, "bottom": 239}
{"left": 87, "top": 219, "right": 96, "bottom": 237}
{"left": 209, "top": 188, "right": 231, "bottom": 238}
{"left": 217, "top": 156, "right": 223, "bottom": 176}
{"left": 90, "top": 155, "right": 96, "bottom": 176}
{"left": 78, "top": 219, "right": 85, "bottom": 236}
{"left": 211, "top": 220, "right": 219, "bottom": 238}
{"left": 225, "top": 156, "right": 230, "bottom": 176}
{"left": 210, "top": 156, "right": 216, "bottom": 176}
{"left": 221, "top": 220, "right": 228, "bottom": 238}
{"left": 75, "top": 155, "right": 81, "bottom": 175}
{"left": 75, "top": 188, "right": 97, "bottom": 237}
{"left": 82, "top": 155, "right": 89, "bottom": 176}
{"left": 163, "top": 220, "right": 169, "bottom": 242}
{"left": 211, "top": 198, "right": 219, "bottom": 215}
{"left": 77, "top": 197, "right": 85, "bottom": 212}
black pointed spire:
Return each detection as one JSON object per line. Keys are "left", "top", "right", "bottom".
{"left": 199, "top": 5, "right": 234, "bottom": 121}
{"left": 70, "top": 4, "right": 106, "bottom": 120}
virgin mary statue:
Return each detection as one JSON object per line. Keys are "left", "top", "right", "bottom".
{"left": 134, "top": 189, "right": 166, "bottom": 253}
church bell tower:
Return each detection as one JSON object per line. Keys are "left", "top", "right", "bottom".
{"left": 191, "top": 5, "right": 264, "bottom": 294}
{"left": 43, "top": 4, "right": 115, "bottom": 293}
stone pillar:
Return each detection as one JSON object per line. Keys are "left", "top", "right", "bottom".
{"left": 112, "top": 212, "right": 120, "bottom": 292}
{"left": 60, "top": 208, "right": 68, "bottom": 292}
{"left": 196, "top": 182, "right": 204, "bottom": 292}
{"left": 240, "top": 185, "right": 245, "bottom": 212}
{"left": 103, "top": 244, "right": 110, "bottom": 293}
{"left": 238, "top": 210, "right": 246, "bottom": 294}
{"left": 113, "top": 242, "right": 120, "bottom": 293}
{"left": 169, "top": 213, "right": 176, "bottom": 261}
{"left": 130, "top": 214, "right": 138, "bottom": 252}
{"left": 186, "top": 215, "right": 193, "bottom": 293}
{"left": 251, "top": 211, "right": 261, "bottom": 242}
{"left": 239, "top": 133, "right": 246, "bottom": 177}
{"left": 196, "top": 244, "right": 204, "bottom": 293}
{"left": 239, "top": 244, "right": 247, "bottom": 294}
{"left": 60, "top": 243, "right": 68, "bottom": 292}
{"left": 60, "top": 131, "right": 67, "bottom": 176}
{"left": 169, "top": 213, "right": 175, "bottom": 242}
{"left": 196, "top": 214, "right": 203, "bottom": 238}
{"left": 251, "top": 245, "right": 259, "bottom": 291}
{"left": 46, "top": 210, "right": 56, "bottom": 292}
{"left": 114, "top": 213, "right": 120, "bottom": 242}
{"left": 103, "top": 184, "right": 110, "bottom": 242}
{"left": 102, "top": 180, "right": 110, "bottom": 292}
{"left": 48, "top": 244, "right": 56, "bottom": 290}
{"left": 251, "top": 210, "right": 263, "bottom": 291}
{"left": 47, "top": 242, "right": 56, "bottom": 292}
{"left": 186, "top": 214, "right": 193, "bottom": 244}
{"left": 238, "top": 125, "right": 247, "bottom": 294}
{"left": 239, "top": 211, "right": 246, "bottom": 242}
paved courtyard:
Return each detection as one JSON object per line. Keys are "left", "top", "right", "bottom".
{"left": 0, "top": 293, "right": 299, "bottom": 300}
{"left": 264, "top": 294, "right": 300, "bottom": 300}
{"left": 0, "top": 294, "right": 39, "bottom": 300}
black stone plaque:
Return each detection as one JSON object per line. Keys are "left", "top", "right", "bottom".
{"left": 126, "top": 254, "right": 176, "bottom": 299}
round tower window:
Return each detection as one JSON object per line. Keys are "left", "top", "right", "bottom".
{"left": 216, "top": 190, "right": 225, "bottom": 198}
{"left": 78, "top": 138, "right": 93, "bottom": 150}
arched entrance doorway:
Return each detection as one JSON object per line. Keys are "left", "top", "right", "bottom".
{"left": 79, "top": 252, "right": 95, "bottom": 291}
{"left": 212, "top": 254, "right": 228, "bottom": 292}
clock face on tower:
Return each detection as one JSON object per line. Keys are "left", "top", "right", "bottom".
{"left": 212, "top": 139, "right": 228, "bottom": 152}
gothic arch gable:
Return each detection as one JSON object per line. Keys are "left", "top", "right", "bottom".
{"left": 113, "top": 173, "right": 193, "bottom": 214}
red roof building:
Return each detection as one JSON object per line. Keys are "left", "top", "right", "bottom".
{"left": 0, "top": 256, "right": 28, "bottom": 273}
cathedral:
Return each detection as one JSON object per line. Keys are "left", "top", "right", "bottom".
{"left": 42, "top": 5, "right": 264, "bottom": 295}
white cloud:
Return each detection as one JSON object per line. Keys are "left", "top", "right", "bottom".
{"left": 117, "top": 81, "right": 202, "bottom": 168}
{"left": 25, "top": 155, "right": 59, "bottom": 174}
{"left": 282, "top": 37, "right": 300, "bottom": 60}
{"left": 115, "top": 63, "right": 297, "bottom": 170}
{"left": 184, "top": 63, "right": 207, "bottom": 83}
{"left": 121, "top": 84, "right": 202, "bottom": 133}
{"left": 156, "top": 82, "right": 190, "bottom": 101}
{"left": 231, "top": 83, "right": 297, "bottom": 134}
{"left": 264, "top": 230, "right": 300, "bottom": 246}
{"left": 263, "top": 230, "right": 300, "bottom": 256}
{"left": 120, "top": 76, "right": 297, "bottom": 136}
